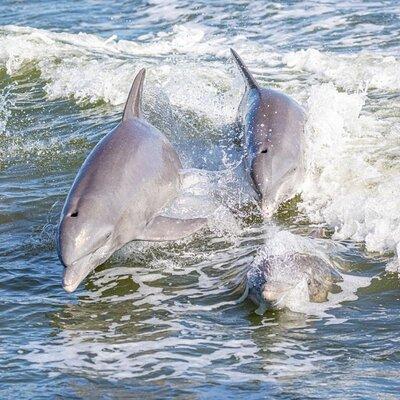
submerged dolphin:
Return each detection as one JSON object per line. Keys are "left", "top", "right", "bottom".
{"left": 230, "top": 49, "right": 305, "bottom": 216}
{"left": 57, "top": 69, "right": 207, "bottom": 293}
{"left": 246, "top": 252, "right": 343, "bottom": 314}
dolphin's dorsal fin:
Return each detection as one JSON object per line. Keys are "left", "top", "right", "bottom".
{"left": 122, "top": 68, "right": 146, "bottom": 121}
{"left": 230, "top": 48, "right": 259, "bottom": 90}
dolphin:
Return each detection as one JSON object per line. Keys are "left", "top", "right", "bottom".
{"left": 57, "top": 68, "right": 207, "bottom": 293}
{"left": 246, "top": 252, "right": 343, "bottom": 314}
{"left": 230, "top": 49, "right": 305, "bottom": 216}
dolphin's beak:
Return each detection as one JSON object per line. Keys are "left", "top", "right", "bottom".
{"left": 61, "top": 235, "right": 116, "bottom": 293}
{"left": 62, "top": 254, "right": 94, "bottom": 293}
{"left": 63, "top": 278, "right": 81, "bottom": 293}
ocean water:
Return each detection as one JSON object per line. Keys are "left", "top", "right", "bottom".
{"left": 1, "top": 1, "right": 399, "bottom": 398}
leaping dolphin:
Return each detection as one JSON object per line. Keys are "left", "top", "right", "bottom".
{"left": 230, "top": 49, "right": 305, "bottom": 216}
{"left": 57, "top": 69, "right": 207, "bottom": 293}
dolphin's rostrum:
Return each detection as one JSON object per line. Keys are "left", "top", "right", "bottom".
{"left": 57, "top": 68, "right": 207, "bottom": 293}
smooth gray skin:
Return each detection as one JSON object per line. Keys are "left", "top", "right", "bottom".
{"left": 246, "top": 253, "right": 343, "bottom": 314}
{"left": 231, "top": 49, "right": 305, "bottom": 216}
{"left": 57, "top": 69, "right": 207, "bottom": 293}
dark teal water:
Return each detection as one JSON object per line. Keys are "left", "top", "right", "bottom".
{"left": 1, "top": 1, "right": 399, "bottom": 399}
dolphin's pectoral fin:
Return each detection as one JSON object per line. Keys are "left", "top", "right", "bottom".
{"left": 139, "top": 216, "right": 207, "bottom": 241}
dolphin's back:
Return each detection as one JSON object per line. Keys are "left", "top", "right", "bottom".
{"left": 230, "top": 48, "right": 304, "bottom": 155}
{"left": 247, "top": 88, "right": 304, "bottom": 151}
{"left": 63, "top": 118, "right": 181, "bottom": 229}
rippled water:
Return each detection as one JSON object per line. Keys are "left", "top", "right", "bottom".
{"left": 1, "top": 1, "right": 400, "bottom": 398}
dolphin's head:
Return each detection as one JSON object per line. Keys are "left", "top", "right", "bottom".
{"left": 248, "top": 137, "right": 301, "bottom": 218}
{"left": 247, "top": 252, "right": 341, "bottom": 312}
{"left": 246, "top": 256, "right": 294, "bottom": 311}
{"left": 57, "top": 194, "right": 120, "bottom": 293}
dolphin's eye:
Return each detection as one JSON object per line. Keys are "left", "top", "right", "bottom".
{"left": 70, "top": 211, "right": 79, "bottom": 217}
{"left": 260, "top": 149, "right": 268, "bottom": 154}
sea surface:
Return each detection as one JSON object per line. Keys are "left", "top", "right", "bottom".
{"left": 1, "top": 1, "right": 399, "bottom": 399}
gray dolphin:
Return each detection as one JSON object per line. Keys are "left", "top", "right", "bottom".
{"left": 57, "top": 68, "right": 207, "bottom": 293}
{"left": 246, "top": 252, "right": 343, "bottom": 314}
{"left": 231, "top": 49, "right": 305, "bottom": 216}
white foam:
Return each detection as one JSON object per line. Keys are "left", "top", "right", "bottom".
{"left": 0, "top": 24, "right": 269, "bottom": 123}
{"left": 300, "top": 83, "right": 400, "bottom": 271}
{"left": 286, "top": 273, "right": 371, "bottom": 319}
{"left": 284, "top": 48, "right": 400, "bottom": 91}
{"left": 256, "top": 228, "right": 330, "bottom": 260}
{"left": 174, "top": 168, "right": 244, "bottom": 237}
{"left": 21, "top": 330, "right": 266, "bottom": 381}
{"left": 0, "top": 86, "right": 12, "bottom": 135}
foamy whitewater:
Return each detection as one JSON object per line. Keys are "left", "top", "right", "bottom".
{"left": 1, "top": 1, "right": 399, "bottom": 398}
